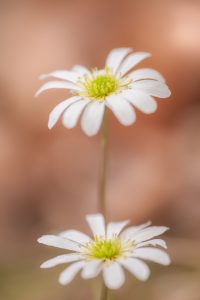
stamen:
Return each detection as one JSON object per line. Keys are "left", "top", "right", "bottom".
{"left": 78, "top": 67, "right": 131, "bottom": 101}
{"left": 82, "top": 236, "right": 134, "bottom": 261}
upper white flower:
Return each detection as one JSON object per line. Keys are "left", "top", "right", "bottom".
{"left": 35, "top": 47, "right": 171, "bottom": 136}
{"left": 38, "top": 213, "right": 171, "bottom": 289}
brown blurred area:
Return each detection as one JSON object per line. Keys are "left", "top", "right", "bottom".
{"left": 0, "top": 0, "right": 200, "bottom": 299}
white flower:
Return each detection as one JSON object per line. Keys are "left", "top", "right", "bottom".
{"left": 35, "top": 47, "right": 171, "bottom": 136}
{"left": 38, "top": 213, "right": 171, "bottom": 289}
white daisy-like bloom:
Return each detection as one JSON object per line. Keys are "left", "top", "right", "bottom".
{"left": 35, "top": 47, "right": 171, "bottom": 136}
{"left": 38, "top": 213, "right": 171, "bottom": 289}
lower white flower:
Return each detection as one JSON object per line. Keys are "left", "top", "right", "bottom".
{"left": 38, "top": 214, "right": 171, "bottom": 289}
{"left": 35, "top": 47, "right": 171, "bottom": 136}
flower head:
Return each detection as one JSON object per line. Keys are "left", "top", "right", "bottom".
{"left": 36, "top": 48, "right": 171, "bottom": 136}
{"left": 38, "top": 214, "right": 171, "bottom": 289}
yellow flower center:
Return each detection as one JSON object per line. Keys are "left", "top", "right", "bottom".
{"left": 82, "top": 236, "right": 134, "bottom": 261}
{"left": 88, "top": 236, "right": 121, "bottom": 259}
{"left": 82, "top": 68, "right": 118, "bottom": 100}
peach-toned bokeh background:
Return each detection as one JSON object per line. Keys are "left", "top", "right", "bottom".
{"left": 0, "top": 0, "right": 200, "bottom": 299}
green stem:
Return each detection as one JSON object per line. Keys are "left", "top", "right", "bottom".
{"left": 100, "top": 281, "right": 109, "bottom": 300}
{"left": 97, "top": 112, "right": 109, "bottom": 300}
{"left": 99, "top": 111, "right": 109, "bottom": 218}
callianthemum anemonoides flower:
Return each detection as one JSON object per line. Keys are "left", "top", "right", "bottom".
{"left": 35, "top": 48, "right": 171, "bottom": 136}
{"left": 38, "top": 214, "right": 171, "bottom": 289}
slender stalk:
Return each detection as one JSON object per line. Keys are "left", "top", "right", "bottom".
{"left": 98, "top": 111, "right": 109, "bottom": 218}
{"left": 100, "top": 281, "right": 109, "bottom": 300}
{"left": 98, "top": 112, "right": 109, "bottom": 300}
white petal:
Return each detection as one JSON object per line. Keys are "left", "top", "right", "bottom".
{"left": 59, "top": 261, "right": 85, "bottom": 285}
{"left": 133, "top": 247, "right": 171, "bottom": 265}
{"left": 72, "top": 65, "right": 90, "bottom": 76}
{"left": 120, "top": 221, "right": 152, "bottom": 239}
{"left": 117, "top": 52, "right": 151, "bottom": 76}
{"left": 48, "top": 96, "right": 81, "bottom": 129}
{"left": 128, "top": 68, "right": 165, "bottom": 82}
{"left": 106, "top": 220, "right": 129, "bottom": 239}
{"left": 95, "top": 69, "right": 107, "bottom": 76}
{"left": 35, "top": 81, "right": 80, "bottom": 97}
{"left": 106, "top": 95, "right": 136, "bottom": 126}
{"left": 62, "top": 99, "right": 89, "bottom": 128}
{"left": 81, "top": 260, "right": 102, "bottom": 279}
{"left": 86, "top": 213, "right": 105, "bottom": 237}
{"left": 105, "top": 48, "right": 132, "bottom": 74}
{"left": 59, "top": 230, "right": 91, "bottom": 245}
{"left": 133, "top": 226, "right": 169, "bottom": 244}
{"left": 136, "top": 239, "right": 167, "bottom": 249}
{"left": 39, "top": 70, "right": 80, "bottom": 83}
{"left": 103, "top": 262, "right": 125, "bottom": 289}
{"left": 121, "top": 258, "right": 150, "bottom": 281}
{"left": 131, "top": 80, "right": 171, "bottom": 98}
{"left": 40, "top": 254, "right": 82, "bottom": 268}
{"left": 123, "top": 89, "right": 157, "bottom": 114}
{"left": 81, "top": 101, "right": 105, "bottom": 136}
{"left": 37, "top": 235, "right": 80, "bottom": 252}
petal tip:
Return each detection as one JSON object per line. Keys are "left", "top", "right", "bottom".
{"left": 37, "top": 235, "right": 52, "bottom": 244}
{"left": 167, "top": 89, "right": 172, "bottom": 97}
{"left": 86, "top": 212, "right": 103, "bottom": 219}
{"left": 145, "top": 105, "right": 158, "bottom": 115}
{"left": 48, "top": 122, "right": 54, "bottom": 130}
{"left": 58, "top": 277, "right": 66, "bottom": 285}
{"left": 38, "top": 74, "right": 47, "bottom": 80}
{"left": 164, "top": 226, "right": 170, "bottom": 232}
{"left": 48, "top": 117, "right": 56, "bottom": 129}
{"left": 84, "top": 131, "right": 97, "bottom": 137}
{"left": 164, "top": 253, "right": 171, "bottom": 265}
{"left": 140, "top": 272, "right": 151, "bottom": 281}
{"left": 163, "top": 257, "right": 171, "bottom": 266}
{"left": 160, "top": 86, "right": 172, "bottom": 98}
{"left": 81, "top": 125, "right": 99, "bottom": 137}
{"left": 37, "top": 236, "right": 44, "bottom": 243}
{"left": 40, "top": 262, "right": 47, "bottom": 269}
{"left": 34, "top": 90, "right": 40, "bottom": 97}
{"left": 122, "top": 117, "right": 136, "bottom": 126}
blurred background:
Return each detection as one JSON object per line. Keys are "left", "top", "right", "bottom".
{"left": 0, "top": 0, "right": 200, "bottom": 299}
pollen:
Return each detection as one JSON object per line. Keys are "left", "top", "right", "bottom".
{"left": 86, "top": 236, "right": 122, "bottom": 260}
{"left": 81, "top": 68, "right": 118, "bottom": 100}
{"left": 82, "top": 235, "right": 135, "bottom": 262}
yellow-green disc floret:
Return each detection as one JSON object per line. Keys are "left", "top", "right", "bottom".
{"left": 87, "top": 237, "right": 122, "bottom": 260}
{"left": 82, "top": 68, "right": 118, "bottom": 100}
